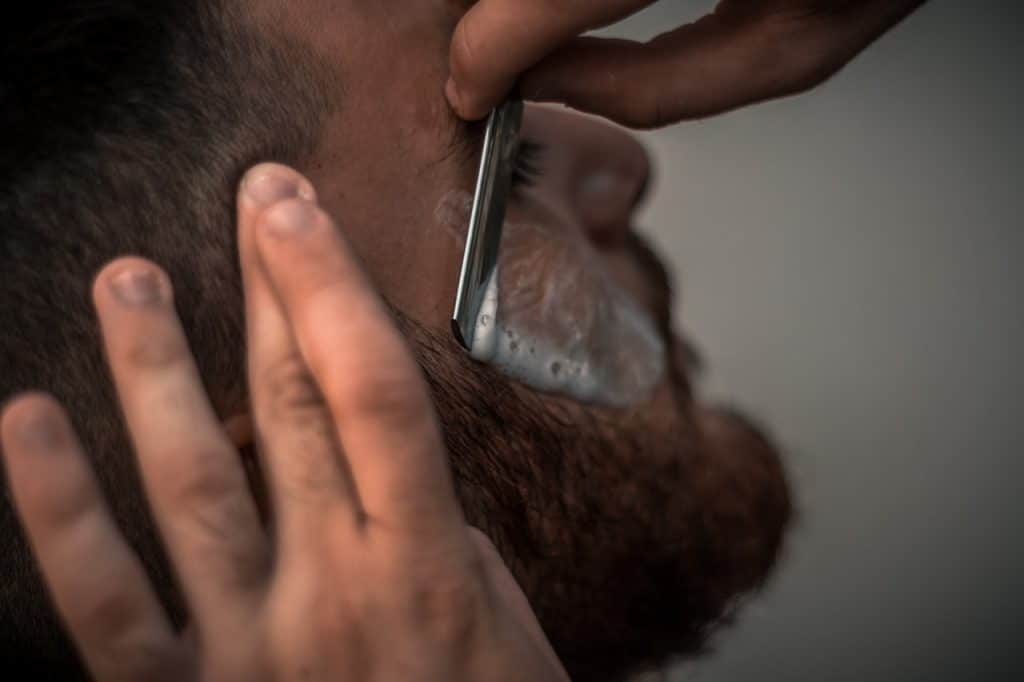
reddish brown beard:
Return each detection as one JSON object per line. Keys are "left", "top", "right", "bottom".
{"left": 403, "top": 319, "right": 793, "bottom": 682}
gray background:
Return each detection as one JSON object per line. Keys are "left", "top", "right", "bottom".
{"left": 601, "top": 3, "right": 1023, "bottom": 681}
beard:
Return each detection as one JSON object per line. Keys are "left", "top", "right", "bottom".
{"left": 0, "top": 243, "right": 789, "bottom": 681}
{"left": 404, "top": 319, "right": 793, "bottom": 682}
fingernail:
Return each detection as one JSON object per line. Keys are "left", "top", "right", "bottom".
{"left": 13, "top": 410, "right": 64, "bottom": 454}
{"left": 109, "top": 268, "right": 164, "bottom": 306}
{"left": 263, "top": 199, "right": 319, "bottom": 238}
{"left": 244, "top": 171, "right": 311, "bottom": 208}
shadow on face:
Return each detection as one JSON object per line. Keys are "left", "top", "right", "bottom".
{"left": 0, "top": 2, "right": 793, "bottom": 679}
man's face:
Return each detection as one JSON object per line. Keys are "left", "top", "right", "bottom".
{"left": 272, "top": 0, "right": 682, "bottom": 436}
{"left": 254, "top": 1, "right": 791, "bottom": 677}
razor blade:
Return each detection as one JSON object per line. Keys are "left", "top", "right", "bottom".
{"left": 451, "top": 98, "right": 524, "bottom": 351}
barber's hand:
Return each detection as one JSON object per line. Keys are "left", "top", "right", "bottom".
{"left": 0, "top": 163, "right": 569, "bottom": 682}
{"left": 447, "top": 0, "right": 925, "bottom": 128}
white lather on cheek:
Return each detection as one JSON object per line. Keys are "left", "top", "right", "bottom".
{"left": 472, "top": 261, "right": 666, "bottom": 407}
{"left": 434, "top": 189, "right": 474, "bottom": 246}
{"left": 434, "top": 189, "right": 667, "bottom": 407}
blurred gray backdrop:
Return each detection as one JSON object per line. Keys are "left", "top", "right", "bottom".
{"left": 600, "top": 3, "right": 1022, "bottom": 681}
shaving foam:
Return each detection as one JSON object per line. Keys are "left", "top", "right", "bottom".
{"left": 436, "top": 191, "right": 666, "bottom": 407}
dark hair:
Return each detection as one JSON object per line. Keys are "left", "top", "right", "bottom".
{"left": 0, "top": 7, "right": 794, "bottom": 681}
{"left": 0, "top": 1, "right": 326, "bottom": 674}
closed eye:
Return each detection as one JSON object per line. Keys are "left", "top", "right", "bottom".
{"left": 510, "top": 137, "right": 547, "bottom": 197}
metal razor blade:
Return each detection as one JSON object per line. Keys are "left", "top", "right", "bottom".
{"left": 451, "top": 98, "right": 524, "bottom": 351}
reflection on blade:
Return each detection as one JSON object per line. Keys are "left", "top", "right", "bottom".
{"left": 451, "top": 98, "right": 524, "bottom": 351}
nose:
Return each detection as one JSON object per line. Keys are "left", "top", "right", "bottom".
{"left": 521, "top": 106, "right": 653, "bottom": 249}
{"left": 570, "top": 123, "right": 652, "bottom": 248}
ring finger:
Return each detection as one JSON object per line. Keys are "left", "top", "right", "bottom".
{"left": 92, "top": 258, "right": 268, "bottom": 629}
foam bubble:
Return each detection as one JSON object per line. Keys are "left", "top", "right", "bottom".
{"left": 435, "top": 190, "right": 666, "bottom": 407}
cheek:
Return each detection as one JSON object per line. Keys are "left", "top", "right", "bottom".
{"left": 437, "top": 191, "right": 667, "bottom": 407}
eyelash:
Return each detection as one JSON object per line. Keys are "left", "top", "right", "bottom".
{"left": 510, "top": 138, "right": 547, "bottom": 195}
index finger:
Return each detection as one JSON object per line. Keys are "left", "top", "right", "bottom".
{"left": 447, "top": 0, "right": 650, "bottom": 120}
{"left": 251, "top": 192, "right": 464, "bottom": 536}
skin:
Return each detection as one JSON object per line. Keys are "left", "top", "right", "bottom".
{"left": 3, "top": 1, "right": 795, "bottom": 678}
{"left": 447, "top": 0, "right": 929, "bottom": 127}
{"left": 245, "top": 0, "right": 683, "bottom": 425}
{"left": 0, "top": 164, "right": 570, "bottom": 681}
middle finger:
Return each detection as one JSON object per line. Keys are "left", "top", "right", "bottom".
{"left": 238, "top": 164, "right": 357, "bottom": 551}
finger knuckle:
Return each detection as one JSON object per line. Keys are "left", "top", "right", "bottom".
{"left": 263, "top": 355, "right": 328, "bottom": 421}
{"left": 166, "top": 463, "right": 267, "bottom": 585}
{"left": 610, "top": 46, "right": 672, "bottom": 129}
{"left": 621, "top": 80, "right": 668, "bottom": 130}
{"left": 332, "top": 366, "right": 427, "bottom": 429}
{"left": 124, "top": 333, "right": 189, "bottom": 370}
{"left": 81, "top": 593, "right": 184, "bottom": 681}
{"left": 163, "top": 446, "right": 236, "bottom": 503}
{"left": 761, "top": 14, "right": 849, "bottom": 96}
{"left": 786, "top": 45, "right": 846, "bottom": 94}
{"left": 77, "top": 574, "right": 151, "bottom": 642}
{"left": 629, "top": 95, "right": 664, "bottom": 130}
